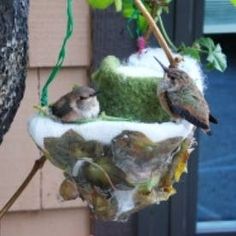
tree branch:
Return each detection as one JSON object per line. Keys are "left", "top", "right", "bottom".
{"left": 0, "top": 0, "right": 29, "bottom": 144}
{"left": 134, "top": 0, "right": 178, "bottom": 66}
{"left": 0, "top": 156, "right": 46, "bottom": 219}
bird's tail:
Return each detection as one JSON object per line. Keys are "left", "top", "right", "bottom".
{"left": 206, "top": 129, "right": 213, "bottom": 136}
{"left": 209, "top": 114, "right": 218, "bottom": 124}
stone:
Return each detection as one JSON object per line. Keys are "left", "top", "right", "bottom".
{"left": 0, "top": 0, "right": 29, "bottom": 144}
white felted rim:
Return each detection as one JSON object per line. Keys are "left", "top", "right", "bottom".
{"left": 123, "top": 47, "right": 205, "bottom": 93}
{"left": 28, "top": 115, "right": 194, "bottom": 149}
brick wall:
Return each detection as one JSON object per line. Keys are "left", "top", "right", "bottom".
{"left": 0, "top": 0, "right": 91, "bottom": 235}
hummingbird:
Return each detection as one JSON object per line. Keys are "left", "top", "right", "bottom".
{"left": 50, "top": 86, "right": 100, "bottom": 122}
{"left": 154, "top": 57, "right": 218, "bottom": 135}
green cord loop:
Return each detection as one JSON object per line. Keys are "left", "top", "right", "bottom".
{"left": 40, "top": 0, "right": 74, "bottom": 107}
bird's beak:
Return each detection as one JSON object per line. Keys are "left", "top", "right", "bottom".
{"left": 153, "top": 56, "right": 169, "bottom": 73}
{"left": 91, "top": 90, "right": 101, "bottom": 97}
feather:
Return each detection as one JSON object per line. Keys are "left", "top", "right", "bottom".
{"left": 164, "top": 92, "right": 209, "bottom": 130}
{"left": 51, "top": 96, "right": 73, "bottom": 118}
{"left": 209, "top": 114, "right": 218, "bottom": 124}
{"left": 171, "top": 105, "right": 209, "bottom": 130}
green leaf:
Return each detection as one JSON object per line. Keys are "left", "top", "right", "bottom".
{"left": 230, "top": 0, "right": 236, "bottom": 7}
{"left": 180, "top": 46, "right": 201, "bottom": 61}
{"left": 137, "top": 15, "right": 148, "bottom": 33}
{"left": 197, "top": 37, "right": 215, "bottom": 51}
{"left": 114, "top": 0, "right": 122, "bottom": 11}
{"left": 164, "top": 0, "right": 173, "bottom": 3}
{"left": 122, "top": 1, "right": 136, "bottom": 18}
{"left": 206, "top": 44, "right": 227, "bottom": 72}
{"left": 122, "top": 7, "right": 135, "bottom": 18}
{"left": 195, "top": 37, "right": 227, "bottom": 72}
{"left": 87, "top": 0, "right": 114, "bottom": 9}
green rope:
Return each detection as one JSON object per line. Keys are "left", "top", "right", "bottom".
{"left": 40, "top": 0, "right": 74, "bottom": 107}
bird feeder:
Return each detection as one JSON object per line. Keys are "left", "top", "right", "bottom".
{"left": 28, "top": 48, "right": 204, "bottom": 221}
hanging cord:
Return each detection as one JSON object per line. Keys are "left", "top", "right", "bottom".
{"left": 40, "top": 0, "right": 74, "bottom": 107}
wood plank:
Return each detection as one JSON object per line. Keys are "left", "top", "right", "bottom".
{"left": 168, "top": 143, "right": 199, "bottom": 236}
{"left": 1, "top": 208, "right": 90, "bottom": 236}
{"left": 137, "top": 203, "right": 169, "bottom": 236}
{"left": 0, "top": 69, "right": 41, "bottom": 211}
{"left": 92, "top": 7, "right": 139, "bottom": 236}
{"left": 92, "top": 8, "right": 136, "bottom": 69}
{"left": 174, "top": 0, "right": 204, "bottom": 45}
{"left": 94, "top": 215, "right": 138, "bottom": 236}
{"left": 39, "top": 68, "right": 88, "bottom": 209}
{"left": 42, "top": 162, "right": 86, "bottom": 209}
{"left": 29, "top": 0, "right": 90, "bottom": 67}
{"left": 39, "top": 67, "right": 88, "bottom": 103}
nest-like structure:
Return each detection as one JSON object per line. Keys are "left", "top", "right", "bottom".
{"left": 28, "top": 48, "right": 204, "bottom": 221}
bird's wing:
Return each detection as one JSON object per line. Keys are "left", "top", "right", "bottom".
{"left": 51, "top": 97, "right": 73, "bottom": 118}
{"left": 159, "top": 92, "right": 177, "bottom": 118}
{"left": 166, "top": 91, "right": 210, "bottom": 130}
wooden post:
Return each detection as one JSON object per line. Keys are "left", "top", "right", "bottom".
{"left": 91, "top": 1, "right": 204, "bottom": 235}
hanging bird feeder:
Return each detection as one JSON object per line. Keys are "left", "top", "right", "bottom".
{"left": 0, "top": 0, "right": 209, "bottom": 222}
{"left": 28, "top": 47, "right": 204, "bottom": 221}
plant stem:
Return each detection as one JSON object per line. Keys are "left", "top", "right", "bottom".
{"left": 134, "top": 0, "right": 177, "bottom": 66}
{"left": 158, "top": 16, "right": 178, "bottom": 52}
{"left": 144, "top": 1, "right": 158, "bottom": 41}
{"left": 0, "top": 156, "right": 46, "bottom": 220}
{"left": 198, "top": 49, "right": 209, "bottom": 54}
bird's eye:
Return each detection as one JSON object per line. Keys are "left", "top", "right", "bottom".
{"left": 169, "top": 75, "right": 175, "bottom": 80}
{"left": 80, "top": 96, "right": 87, "bottom": 100}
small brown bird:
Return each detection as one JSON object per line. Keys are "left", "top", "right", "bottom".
{"left": 154, "top": 57, "right": 218, "bottom": 135}
{"left": 50, "top": 86, "right": 100, "bottom": 122}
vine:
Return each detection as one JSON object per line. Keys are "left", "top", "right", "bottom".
{"left": 88, "top": 0, "right": 227, "bottom": 72}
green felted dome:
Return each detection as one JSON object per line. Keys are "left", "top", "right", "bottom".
{"left": 92, "top": 56, "right": 170, "bottom": 122}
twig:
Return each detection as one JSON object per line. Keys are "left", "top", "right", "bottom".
{"left": 0, "top": 156, "right": 46, "bottom": 220}
{"left": 134, "top": 0, "right": 177, "bottom": 66}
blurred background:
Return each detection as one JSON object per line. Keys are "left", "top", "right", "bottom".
{"left": 197, "top": 0, "right": 236, "bottom": 234}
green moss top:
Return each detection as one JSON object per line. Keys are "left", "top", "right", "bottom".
{"left": 92, "top": 56, "right": 170, "bottom": 122}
